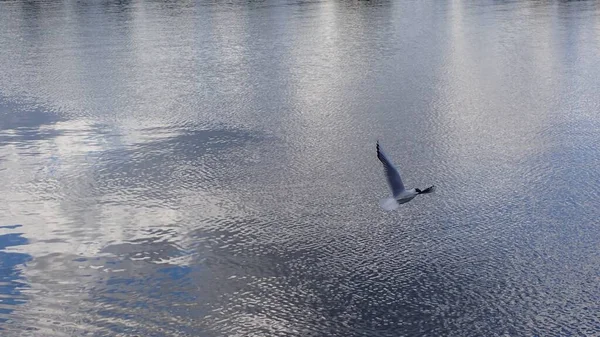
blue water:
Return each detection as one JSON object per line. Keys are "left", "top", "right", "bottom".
{"left": 1, "top": 0, "right": 599, "bottom": 336}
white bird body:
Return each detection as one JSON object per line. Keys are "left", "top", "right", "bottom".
{"left": 394, "top": 189, "right": 419, "bottom": 204}
{"left": 376, "top": 142, "right": 434, "bottom": 210}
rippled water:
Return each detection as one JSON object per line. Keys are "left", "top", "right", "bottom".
{"left": 1, "top": 0, "right": 600, "bottom": 336}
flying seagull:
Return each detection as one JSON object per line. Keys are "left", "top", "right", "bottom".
{"left": 377, "top": 141, "right": 435, "bottom": 210}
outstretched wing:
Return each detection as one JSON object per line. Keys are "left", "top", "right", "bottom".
{"left": 376, "top": 142, "right": 405, "bottom": 197}
{"left": 420, "top": 185, "right": 435, "bottom": 194}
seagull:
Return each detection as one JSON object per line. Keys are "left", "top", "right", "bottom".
{"left": 377, "top": 141, "right": 435, "bottom": 210}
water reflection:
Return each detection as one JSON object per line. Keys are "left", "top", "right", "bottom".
{"left": 0, "top": 226, "right": 31, "bottom": 328}
{"left": 1, "top": 0, "right": 600, "bottom": 336}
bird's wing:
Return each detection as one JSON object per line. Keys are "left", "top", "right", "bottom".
{"left": 376, "top": 142, "right": 405, "bottom": 197}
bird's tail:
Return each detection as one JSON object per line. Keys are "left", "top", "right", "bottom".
{"left": 419, "top": 185, "right": 435, "bottom": 194}
{"left": 379, "top": 197, "right": 399, "bottom": 211}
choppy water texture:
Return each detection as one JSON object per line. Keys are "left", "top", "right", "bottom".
{"left": 1, "top": 0, "right": 600, "bottom": 336}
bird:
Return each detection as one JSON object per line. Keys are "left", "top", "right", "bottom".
{"left": 376, "top": 141, "right": 435, "bottom": 210}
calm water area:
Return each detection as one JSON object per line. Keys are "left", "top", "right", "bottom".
{"left": 1, "top": 0, "right": 599, "bottom": 336}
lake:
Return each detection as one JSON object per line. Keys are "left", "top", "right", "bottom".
{"left": 1, "top": 0, "right": 599, "bottom": 336}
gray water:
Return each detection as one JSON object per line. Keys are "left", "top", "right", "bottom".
{"left": 1, "top": 0, "right": 599, "bottom": 336}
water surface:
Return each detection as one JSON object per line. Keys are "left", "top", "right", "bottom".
{"left": 1, "top": 0, "right": 599, "bottom": 336}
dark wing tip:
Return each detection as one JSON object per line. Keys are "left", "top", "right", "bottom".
{"left": 377, "top": 141, "right": 385, "bottom": 164}
{"left": 420, "top": 185, "right": 436, "bottom": 194}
